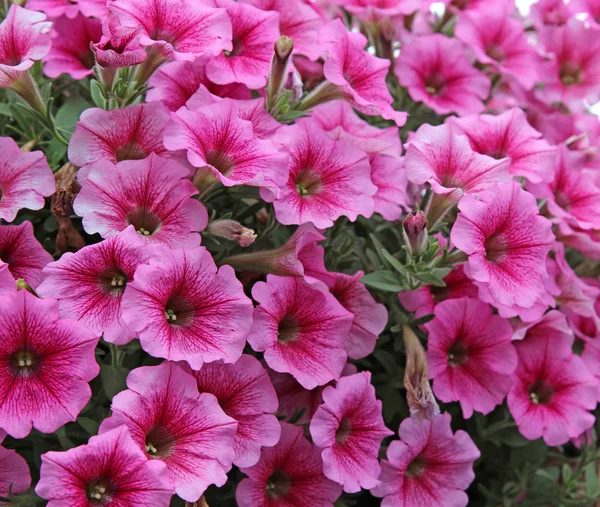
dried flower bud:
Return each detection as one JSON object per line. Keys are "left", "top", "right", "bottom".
{"left": 205, "top": 219, "right": 257, "bottom": 247}
{"left": 274, "top": 35, "right": 294, "bottom": 61}
{"left": 52, "top": 162, "right": 80, "bottom": 218}
{"left": 403, "top": 324, "right": 439, "bottom": 423}
{"left": 186, "top": 497, "right": 209, "bottom": 507}
{"left": 402, "top": 210, "right": 428, "bottom": 255}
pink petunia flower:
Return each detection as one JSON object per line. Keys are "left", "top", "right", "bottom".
{"left": 310, "top": 371, "right": 393, "bottom": 493}
{"left": 261, "top": 121, "right": 376, "bottom": 228}
{"left": 37, "top": 227, "right": 155, "bottom": 345}
{"left": 507, "top": 311, "right": 597, "bottom": 446}
{"left": 36, "top": 426, "right": 173, "bottom": 506}
{"left": 0, "top": 290, "right": 98, "bottom": 439}
{"left": 317, "top": 19, "right": 406, "bottom": 125}
{"left": 449, "top": 108, "right": 556, "bottom": 184}
{"left": 0, "top": 441, "right": 30, "bottom": 499}
{"left": 107, "top": 0, "right": 232, "bottom": 61}
{"left": 404, "top": 123, "right": 510, "bottom": 200}
{"left": 455, "top": 7, "right": 541, "bottom": 90}
{"left": 204, "top": 0, "right": 280, "bottom": 90}
{"left": 91, "top": 14, "right": 148, "bottom": 69}
{"left": 0, "top": 262, "right": 15, "bottom": 294}
{"left": 163, "top": 100, "right": 288, "bottom": 191}
{"left": 43, "top": 13, "right": 101, "bottom": 81}
{"left": 25, "top": 0, "right": 79, "bottom": 18}
{"left": 0, "top": 137, "right": 55, "bottom": 222}
{"left": 451, "top": 182, "right": 555, "bottom": 308}
{"left": 372, "top": 413, "right": 480, "bottom": 507}
{"left": 247, "top": 274, "right": 353, "bottom": 389}
{"left": 0, "top": 221, "right": 52, "bottom": 288}
{"left": 121, "top": 246, "right": 253, "bottom": 370}
{"left": 184, "top": 354, "right": 281, "bottom": 468}
{"left": 242, "top": 0, "right": 324, "bottom": 61}
{"left": 236, "top": 421, "right": 342, "bottom": 507}
{"left": 74, "top": 0, "right": 107, "bottom": 19}
{"left": 98, "top": 362, "right": 238, "bottom": 502}
{"left": 68, "top": 102, "right": 173, "bottom": 167}
{"left": 530, "top": 146, "right": 600, "bottom": 230}
{"left": 147, "top": 56, "right": 251, "bottom": 112}
{"left": 73, "top": 154, "right": 208, "bottom": 248}
{"left": 529, "top": 0, "right": 579, "bottom": 32}
{"left": 325, "top": 0, "right": 421, "bottom": 22}
{"left": 0, "top": 5, "right": 51, "bottom": 90}
{"left": 395, "top": 33, "right": 490, "bottom": 117}
{"left": 536, "top": 19, "right": 600, "bottom": 112}
{"left": 426, "top": 297, "right": 517, "bottom": 418}
{"left": 399, "top": 264, "right": 478, "bottom": 320}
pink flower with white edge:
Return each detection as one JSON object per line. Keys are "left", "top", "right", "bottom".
{"left": 36, "top": 426, "right": 173, "bottom": 507}
{"left": 398, "top": 265, "right": 478, "bottom": 320}
{"left": 0, "top": 290, "right": 98, "bottom": 439}
{"left": 426, "top": 297, "right": 517, "bottom": 418}
{"left": 451, "top": 182, "right": 555, "bottom": 308}
{"left": 455, "top": 7, "right": 541, "bottom": 90}
{"left": 395, "top": 33, "right": 490, "bottom": 117}
{"left": 261, "top": 121, "right": 375, "bottom": 228}
{"left": 26, "top": 0, "right": 79, "bottom": 18}
{"left": 107, "top": 0, "right": 232, "bottom": 61}
{"left": 163, "top": 100, "right": 288, "bottom": 191}
{"left": 372, "top": 413, "right": 480, "bottom": 507}
{"left": 236, "top": 422, "right": 342, "bottom": 507}
{"left": 147, "top": 56, "right": 251, "bottom": 112}
{"left": 242, "top": 0, "right": 324, "bottom": 61}
{"left": 404, "top": 123, "right": 510, "bottom": 200}
{"left": 248, "top": 274, "right": 353, "bottom": 389}
{"left": 536, "top": 19, "right": 600, "bottom": 113}
{"left": 0, "top": 137, "right": 54, "bottom": 222}
{"left": 68, "top": 103, "right": 174, "bottom": 167}
{"left": 530, "top": 146, "right": 600, "bottom": 230}
{"left": 73, "top": 154, "right": 208, "bottom": 248}
{"left": 0, "top": 221, "right": 52, "bottom": 288}
{"left": 121, "top": 247, "right": 253, "bottom": 370}
{"left": 185, "top": 86, "right": 281, "bottom": 139}
{"left": 204, "top": 0, "right": 280, "bottom": 90}
{"left": 184, "top": 354, "right": 281, "bottom": 468}
{"left": 98, "top": 362, "right": 238, "bottom": 502}
{"left": 43, "top": 14, "right": 101, "bottom": 81}
{"left": 317, "top": 19, "right": 406, "bottom": 126}
{"left": 0, "top": 5, "right": 51, "bottom": 89}
{"left": 310, "top": 371, "right": 393, "bottom": 493}
{"left": 449, "top": 108, "right": 556, "bottom": 184}
{"left": 91, "top": 15, "right": 148, "bottom": 69}
{"left": 0, "top": 439, "right": 30, "bottom": 499}
{"left": 37, "top": 227, "right": 155, "bottom": 345}
{"left": 507, "top": 311, "right": 597, "bottom": 446}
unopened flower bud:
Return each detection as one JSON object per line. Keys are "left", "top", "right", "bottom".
{"left": 275, "top": 35, "right": 294, "bottom": 61}
{"left": 402, "top": 210, "right": 428, "bottom": 255}
{"left": 266, "top": 36, "right": 294, "bottom": 111}
{"left": 403, "top": 325, "right": 439, "bottom": 423}
{"left": 205, "top": 219, "right": 257, "bottom": 247}
{"left": 16, "top": 278, "right": 38, "bottom": 296}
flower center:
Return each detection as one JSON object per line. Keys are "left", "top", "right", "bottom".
{"left": 560, "top": 62, "right": 583, "bottom": 86}
{"left": 114, "top": 142, "right": 147, "bottom": 162}
{"left": 406, "top": 455, "right": 427, "bottom": 477}
{"left": 424, "top": 72, "right": 446, "bottom": 96}
{"left": 164, "top": 297, "right": 194, "bottom": 327}
{"left": 10, "top": 348, "right": 40, "bottom": 376}
{"left": 447, "top": 342, "right": 469, "bottom": 367}
{"left": 126, "top": 207, "right": 162, "bottom": 236}
{"left": 335, "top": 416, "right": 353, "bottom": 444}
{"left": 224, "top": 37, "right": 242, "bottom": 57}
{"left": 86, "top": 478, "right": 115, "bottom": 505}
{"left": 554, "top": 190, "right": 571, "bottom": 211}
{"left": 485, "top": 43, "right": 506, "bottom": 63}
{"left": 206, "top": 150, "right": 235, "bottom": 176}
{"left": 100, "top": 267, "right": 128, "bottom": 296}
{"left": 295, "top": 169, "right": 322, "bottom": 197}
{"left": 484, "top": 231, "right": 507, "bottom": 263}
{"left": 529, "top": 379, "right": 554, "bottom": 405}
{"left": 277, "top": 315, "right": 301, "bottom": 343}
{"left": 145, "top": 425, "right": 175, "bottom": 458}
{"left": 266, "top": 470, "right": 292, "bottom": 499}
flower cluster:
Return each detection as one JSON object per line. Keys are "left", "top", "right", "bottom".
{"left": 0, "top": 0, "right": 599, "bottom": 505}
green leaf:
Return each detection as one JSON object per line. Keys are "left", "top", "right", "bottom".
{"left": 412, "top": 314, "right": 435, "bottom": 326}
{"left": 77, "top": 417, "right": 99, "bottom": 435}
{"left": 380, "top": 248, "right": 408, "bottom": 275}
{"left": 361, "top": 270, "right": 405, "bottom": 292}
{"left": 90, "top": 79, "right": 105, "bottom": 108}
{"left": 55, "top": 96, "right": 90, "bottom": 134}
{"left": 100, "top": 364, "right": 129, "bottom": 400}
{"left": 585, "top": 462, "right": 598, "bottom": 496}
{"left": 412, "top": 271, "right": 447, "bottom": 287}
